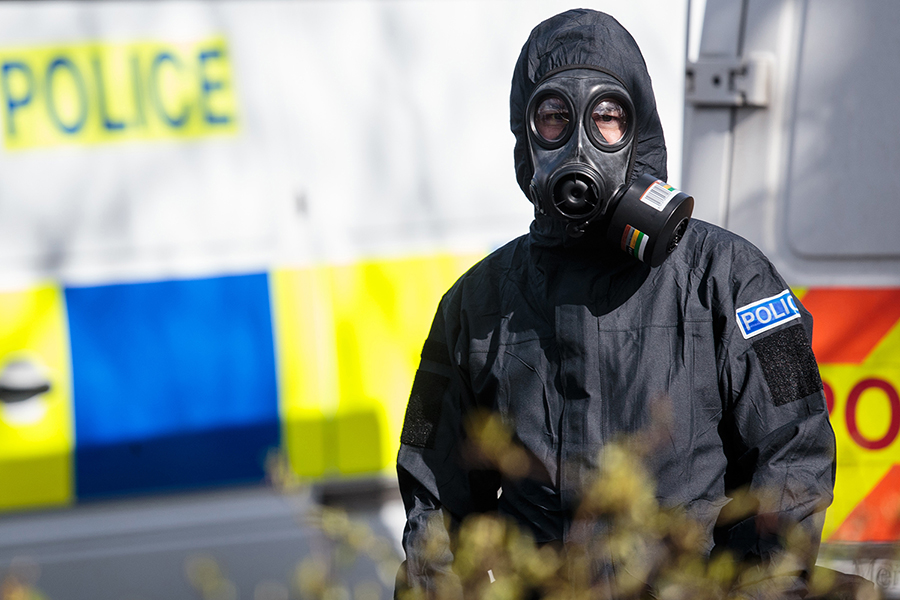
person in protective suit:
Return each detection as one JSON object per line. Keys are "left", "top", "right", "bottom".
{"left": 396, "top": 9, "right": 836, "bottom": 599}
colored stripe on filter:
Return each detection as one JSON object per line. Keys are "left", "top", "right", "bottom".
{"left": 621, "top": 225, "right": 649, "bottom": 262}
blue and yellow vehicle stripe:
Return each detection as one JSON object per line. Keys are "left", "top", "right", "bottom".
{"left": 0, "top": 283, "right": 74, "bottom": 510}
{"left": 270, "top": 253, "right": 483, "bottom": 479}
{"left": 0, "top": 252, "right": 482, "bottom": 511}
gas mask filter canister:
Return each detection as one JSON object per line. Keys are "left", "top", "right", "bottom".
{"left": 526, "top": 68, "right": 693, "bottom": 267}
{"left": 605, "top": 173, "right": 693, "bottom": 267}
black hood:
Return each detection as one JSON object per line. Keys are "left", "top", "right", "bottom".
{"left": 510, "top": 9, "right": 668, "bottom": 245}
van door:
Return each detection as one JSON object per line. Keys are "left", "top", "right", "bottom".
{"left": 683, "top": 1, "right": 900, "bottom": 597}
{"left": 683, "top": 0, "right": 900, "bottom": 285}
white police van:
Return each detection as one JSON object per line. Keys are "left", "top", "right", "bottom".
{"left": 0, "top": 2, "right": 688, "bottom": 598}
{"left": 684, "top": 0, "right": 900, "bottom": 597}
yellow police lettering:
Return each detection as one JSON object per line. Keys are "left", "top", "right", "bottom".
{"left": 2, "top": 61, "right": 34, "bottom": 136}
{"left": 46, "top": 57, "right": 88, "bottom": 134}
{"left": 0, "top": 37, "right": 238, "bottom": 150}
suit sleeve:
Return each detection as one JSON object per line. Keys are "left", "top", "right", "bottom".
{"left": 395, "top": 293, "right": 499, "bottom": 598}
{"left": 713, "top": 243, "right": 836, "bottom": 598}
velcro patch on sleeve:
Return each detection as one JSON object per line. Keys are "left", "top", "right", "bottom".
{"left": 736, "top": 289, "right": 801, "bottom": 339}
{"left": 400, "top": 370, "right": 449, "bottom": 448}
{"left": 752, "top": 324, "right": 823, "bottom": 406}
{"left": 422, "top": 338, "right": 452, "bottom": 366}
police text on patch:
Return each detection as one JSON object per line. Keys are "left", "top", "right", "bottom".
{"left": 736, "top": 289, "right": 801, "bottom": 339}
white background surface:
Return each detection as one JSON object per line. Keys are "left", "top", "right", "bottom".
{"left": 0, "top": 1, "right": 689, "bottom": 288}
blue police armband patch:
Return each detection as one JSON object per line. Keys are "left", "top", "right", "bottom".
{"left": 400, "top": 370, "right": 448, "bottom": 449}
{"left": 736, "top": 289, "right": 801, "bottom": 339}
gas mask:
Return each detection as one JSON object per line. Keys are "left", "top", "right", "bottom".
{"left": 526, "top": 68, "right": 693, "bottom": 267}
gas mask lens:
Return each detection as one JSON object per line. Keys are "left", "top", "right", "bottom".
{"left": 591, "top": 98, "right": 627, "bottom": 145}
{"left": 534, "top": 95, "right": 570, "bottom": 143}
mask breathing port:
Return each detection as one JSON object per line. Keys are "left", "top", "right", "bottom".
{"left": 549, "top": 166, "right": 604, "bottom": 220}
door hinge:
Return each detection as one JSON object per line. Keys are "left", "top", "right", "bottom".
{"left": 686, "top": 54, "right": 771, "bottom": 107}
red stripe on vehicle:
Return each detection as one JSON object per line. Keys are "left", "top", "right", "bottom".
{"left": 829, "top": 464, "right": 900, "bottom": 542}
{"left": 801, "top": 289, "right": 900, "bottom": 364}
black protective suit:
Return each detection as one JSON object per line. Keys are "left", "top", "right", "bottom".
{"left": 397, "top": 9, "right": 835, "bottom": 598}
